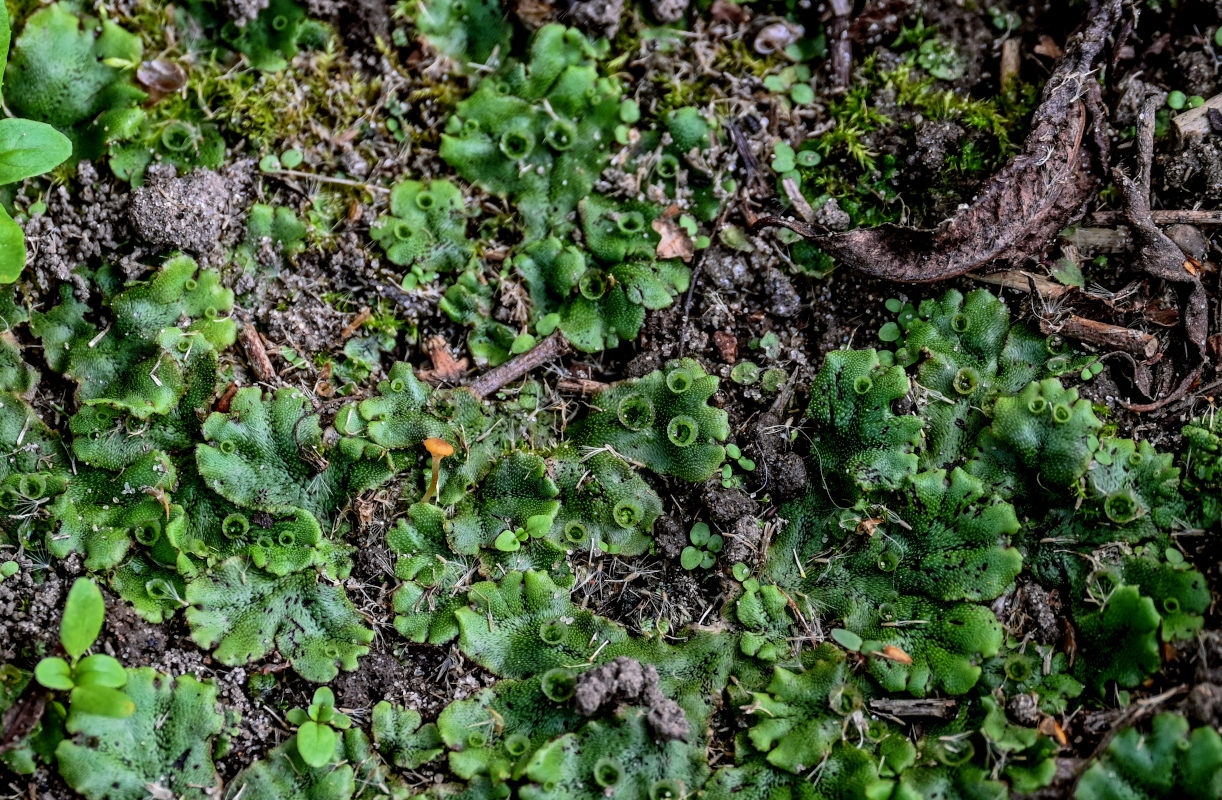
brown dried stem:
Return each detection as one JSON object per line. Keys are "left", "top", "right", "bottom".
{"left": 465, "top": 331, "right": 572, "bottom": 399}
{"left": 1116, "top": 94, "right": 1209, "bottom": 412}
{"left": 240, "top": 323, "right": 276, "bottom": 385}
{"left": 753, "top": 0, "right": 1122, "bottom": 282}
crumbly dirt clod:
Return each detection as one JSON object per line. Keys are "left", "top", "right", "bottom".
{"left": 220, "top": 0, "right": 268, "bottom": 26}
{"left": 573, "top": 656, "right": 690, "bottom": 742}
{"left": 568, "top": 0, "right": 625, "bottom": 39}
{"left": 20, "top": 162, "right": 130, "bottom": 296}
{"left": 128, "top": 165, "right": 253, "bottom": 263}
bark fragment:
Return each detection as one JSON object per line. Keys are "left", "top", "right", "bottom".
{"left": 754, "top": 0, "right": 1122, "bottom": 283}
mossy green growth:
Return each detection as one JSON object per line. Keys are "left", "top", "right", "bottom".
{"left": 520, "top": 712, "right": 708, "bottom": 800}
{"left": 0, "top": 664, "right": 62, "bottom": 775}
{"left": 438, "top": 269, "right": 519, "bottom": 367}
{"left": 336, "top": 362, "right": 455, "bottom": 453}
{"left": 548, "top": 447, "right": 661, "bottom": 556}
{"left": 569, "top": 358, "right": 729, "bottom": 482}
{"left": 456, "top": 570, "right": 626, "bottom": 677}
{"left": 437, "top": 674, "right": 582, "bottom": 782}
{"left": 197, "top": 387, "right": 394, "bottom": 524}
{"left": 56, "top": 668, "right": 223, "bottom": 800}
{"left": 770, "top": 288, "right": 1216, "bottom": 699}
{"left": 391, "top": 503, "right": 466, "bottom": 649}
{"left": 221, "top": 0, "right": 309, "bottom": 72}
{"left": 448, "top": 450, "right": 560, "bottom": 556}
{"left": 412, "top": 0, "right": 511, "bottom": 69}
{"left": 371, "top": 700, "right": 444, "bottom": 771}
{"left": 185, "top": 557, "right": 374, "bottom": 682}
{"left": 440, "top": 24, "right": 622, "bottom": 238}
{"left": 806, "top": 349, "right": 922, "bottom": 498}
{"left": 3, "top": 3, "right": 145, "bottom": 160}
{"left": 371, "top": 180, "right": 474, "bottom": 287}
{"left": 1182, "top": 414, "right": 1222, "bottom": 527}
{"left": 741, "top": 649, "right": 909, "bottom": 777}
{"left": 890, "top": 289, "right": 1092, "bottom": 470}
{"left": 1120, "top": 552, "right": 1209, "bottom": 642}
{"left": 515, "top": 233, "right": 690, "bottom": 352}
{"left": 31, "top": 256, "right": 234, "bottom": 419}
{"left": 666, "top": 107, "right": 712, "bottom": 152}
{"left": 108, "top": 117, "right": 227, "bottom": 185}
{"left": 68, "top": 348, "right": 220, "bottom": 472}
{"left": 49, "top": 453, "right": 178, "bottom": 570}
{"left": 732, "top": 579, "right": 794, "bottom": 670}
{"left": 0, "top": 389, "right": 70, "bottom": 532}
{"left": 967, "top": 378, "right": 1103, "bottom": 497}
{"left": 1076, "top": 713, "right": 1222, "bottom": 800}
{"left": 225, "top": 732, "right": 360, "bottom": 800}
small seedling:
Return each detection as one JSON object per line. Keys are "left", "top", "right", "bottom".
{"left": 721, "top": 444, "right": 756, "bottom": 489}
{"left": 34, "top": 577, "right": 134, "bottom": 718}
{"left": 0, "top": 560, "right": 17, "bottom": 581}
{"left": 288, "top": 686, "right": 352, "bottom": 768}
{"left": 1080, "top": 361, "right": 1105, "bottom": 382}
{"left": 493, "top": 513, "right": 552, "bottom": 552}
{"left": 760, "top": 368, "right": 788, "bottom": 393}
{"left": 730, "top": 361, "right": 761, "bottom": 385}
{"left": 680, "top": 522, "right": 722, "bottom": 569}
{"left": 753, "top": 332, "right": 782, "bottom": 360}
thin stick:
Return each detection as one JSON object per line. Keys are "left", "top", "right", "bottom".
{"left": 1040, "top": 316, "right": 1159, "bottom": 360}
{"left": 240, "top": 323, "right": 276, "bottom": 385}
{"left": 267, "top": 168, "right": 390, "bottom": 194}
{"left": 465, "top": 332, "right": 571, "bottom": 399}
{"left": 1090, "top": 209, "right": 1222, "bottom": 226}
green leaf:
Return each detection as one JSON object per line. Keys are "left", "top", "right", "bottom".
{"left": 371, "top": 700, "right": 443, "bottom": 770}
{"left": 68, "top": 684, "right": 135, "bottom": 718}
{"left": 493, "top": 529, "right": 522, "bottom": 552}
{"left": 0, "top": 205, "right": 26, "bottom": 283}
{"left": 0, "top": 118, "right": 72, "bottom": 184}
{"left": 1076, "top": 713, "right": 1222, "bottom": 800}
{"left": 830, "top": 628, "right": 863, "bottom": 652}
{"left": 295, "top": 721, "right": 337, "bottom": 768}
{"left": 58, "top": 669, "right": 221, "bottom": 798}
{"left": 73, "top": 655, "right": 127, "bottom": 689}
{"left": 0, "top": 2, "right": 10, "bottom": 86}
{"left": 1050, "top": 256, "right": 1084, "bottom": 288}
{"left": 61, "top": 578, "right": 105, "bottom": 661}
{"left": 185, "top": 558, "right": 374, "bottom": 683}
{"left": 225, "top": 735, "right": 355, "bottom": 800}
{"left": 680, "top": 546, "right": 703, "bottom": 570}
{"left": 35, "top": 657, "right": 74, "bottom": 691}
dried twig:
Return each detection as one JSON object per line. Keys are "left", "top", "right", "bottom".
{"left": 1089, "top": 209, "right": 1222, "bottom": 226}
{"left": 868, "top": 697, "right": 958, "bottom": 719}
{"left": 752, "top": 0, "right": 1121, "bottom": 282}
{"left": 557, "top": 378, "right": 609, "bottom": 395}
{"left": 1116, "top": 95, "right": 1209, "bottom": 412}
{"left": 972, "top": 270, "right": 1071, "bottom": 299}
{"left": 0, "top": 684, "right": 45, "bottom": 755}
{"left": 465, "top": 332, "right": 572, "bottom": 399}
{"left": 240, "top": 323, "right": 276, "bottom": 385}
{"left": 827, "top": 0, "right": 854, "bottom": 89}
{"left": 1040, "top": 316, "right": 1159, "bottom": 360}
{"left": 1171, "top": 92, "right": 1222, "bottom": 138}
{"left": 340, "top": 307, "right": 372, "bottom": 339}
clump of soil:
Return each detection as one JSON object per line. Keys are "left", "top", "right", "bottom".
{"left": 574, "top": 655, "right": 690, "bottom": 741}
